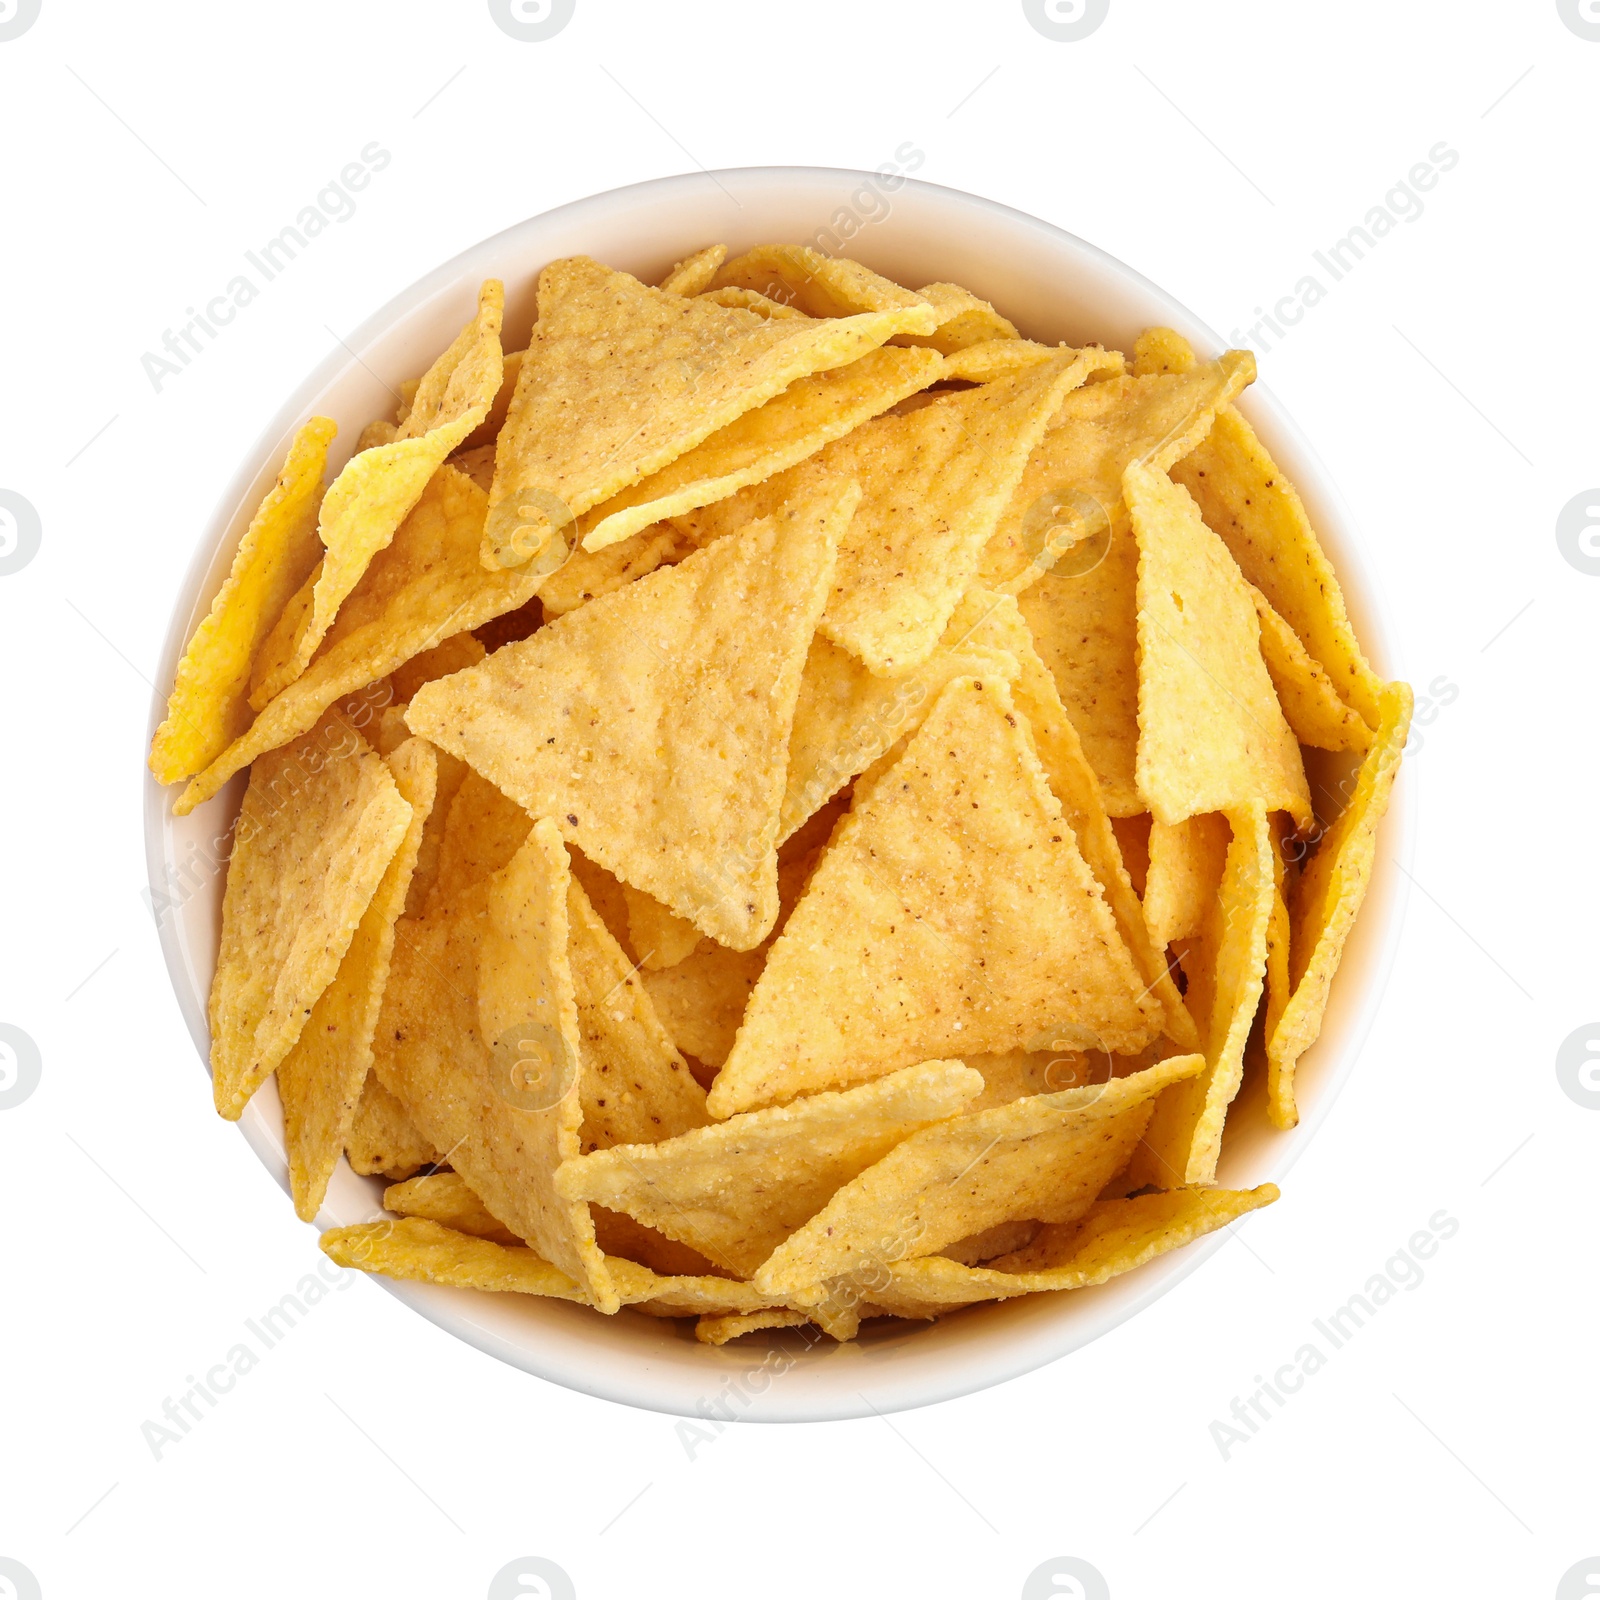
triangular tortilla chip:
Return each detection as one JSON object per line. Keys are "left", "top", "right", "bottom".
{"left": 1143, "top": 813, "right": 1230, "bottom": 949}
{"left": 1127, "top": 460, "right": 1311, "bottom": 829}
{"left": 941, "top": 338, "right": 1066, "bottom": 384}
{"left": 708, "top": 244, "right": 931, "bottom": 319}
{"left": 696, "top": 286, "right": 808, "bottom": 319}
{"left": 943, "top": 589, "right": 1197, "bottom": 1050}
{"left": 554, "top": 1061, "right": 983, "bottom": 1277}
{"left": 389, "top": 630, "right": 484, "bottom": 702}
{"left": 150, "top": 417, "right": 336, "bottom": 784}
{"left": 1252, "top": 587, "right": 1372, "bottom": 752}
{"left": 373, "top": 820, "right": 616, "bottom": 1308}
{"left": 872, "top": 1184, "right": 1278, "bottom": 1313}
{"left": 977, "top": 352, "right": 1255, "bottom": 593}
{"left": 622, "top": 883, "right": 703, "bottom": 971}
{"left": 345, "top": 1076, "right": 439, "bottom": 1177}
{"left": 658, "top": 243, "right": 726, "bottom": 296}
{"left": 279, "top": 738, "right": 437, "bottom": 1218}
{"left": 424, "top": 768, "right": 530, "bottom": 911}
{"left": 262, "top": 282, "right": 504, "bottom": 695}
{"left": 384, "top": 1171, "right": 519, "bottom": 1244}
{"left": 407, "top": 477, "right": 856, "bottom": 950}
{"left": 891, "top": 281, "right": 1020, "bottom": 353}
{"left": 539, "top": 524, "right": 688, "bottom": 617}
{"left": 483, "top": 256, "right": 931, "bottom": 569}
{"left": 175, "top": 465, "right": 539, "bottom": 815}
{"left": 1131, "top": 803, "right": 1274, "bottom": 1187}
{"left": 1268, "top": 682, "right": 1411, "bottom": 1126}
{"left": 1015, "top": 518, "right": 1143, "bottom": 815}
{"left": 708, "top": 675, "right": 1162, "bottom": 1117}
{"left": 210, "top": 718, "right": 412, "bottom": 1119}
{"left": 695, "top": 1309, "right": 813, "bottom": 1344}
{"left": 578, "top": 346, "right": 942, "bottom": 552}
{"left": 753, "top": 1054, "right": 1204, "bottom": 1296}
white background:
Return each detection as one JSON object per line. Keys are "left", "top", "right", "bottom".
{"left": 1, "top": 2, "right": 1594, "bottom": 1596}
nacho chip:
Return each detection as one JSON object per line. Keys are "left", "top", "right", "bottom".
{"left": 322, "top": 1217, "right": 595, "bottom": 1299}
{"left": 1131, "top": 326, "right": 1199, "bottom": 378}
{"left": 408, "top": 478, "right": 855, "bottom": 950}
{"left": 659, "top": 244, "right": 727, "bottom": 296}
{"left": 457, "top": 348, "right": 524, "bottom": 455}
{"left": 279, "top": 738, "right": 437, "bottom": 1218}
{"left": 176, "top": 465, "right": 540, "bottom": 815}
{"left": 623, "top": 883, "right": 703, "bottom": 970}
{"left": 977, "top": 352, "right": 1255, "bottom": 594}
{"left": 539, "top": 524, "right": 689, "bottom": 617}
{"left": 1263, "top": 816, "right": 1293, "bottom": 1086}
{"left": 892, "top": 281, "right": 1020, "bottom": 353}
{"left": 268, "top": 282, "right": 504, "bottom": 691}
{"left": 695, "top": 1308, "right": 812, "bottom": 1344}
{"left": 1268, "top": 681, "right": 1411, "bottom": 1126}
{"left": 1143, "top": 813, "right": 1230, "bottom": 949}
{"left": 696, "top": 286, "right": 808, "bottom": 320}
{"left": 578, "top": 345, "right": 942, "bottom": 552}
{"left": 590, "top": 1206, "right": 720, "bottom": 1277}
{"left": 874, "top": 1184, "right": 1278, "bottom": 1311}
{"left": 708, "top": 675, "right": 1161, "bottom": 1117}
{"left": 1132, "top": 803, "right": 1274, "bottom": 1187}
{"left": 555, "top": 1060, "right": 983, "bottom": 1277}
{"left": 424, "top": 768, "right": 530, "bottom": 910}
{"left": 389, "top": 630, "right": 484, "bottom": 703}
{"left": 150, "top": 417, "right": 336, "bottom": 784}
{"left": 939, "top": 338, "right": 1062, "bottom": 384}
{"left": 384, "top": 1171, "right": 520, "bottom": 1245}
{"left": 754, "top": 1054, "right": 1204, "bottom": 1295}
{"left": 483, "top": 256, "right": 932, "bottom": 570}
{"left": 345, "top": 1077, "right": 441, "bottom": 1178}
{"left": 447, "top": 442, "right": 496, "bottom": 493}
{"left": 1253, "top": 587, "right": 1372, "bottom": 752}
{"left": 943, "top": 589, "right": 1196, "bottom": 1049}
{"left": 1127, "top": 460, "right": 1311, "bottom": 829}
{"left": 708, "top": 244, "right": 931, "bottom": 319}
{"left": 209, "top": 719, "right": 412, "bottom": 1119}
{"left": 374, "top": 821, "right": 616, "bottom": 1308}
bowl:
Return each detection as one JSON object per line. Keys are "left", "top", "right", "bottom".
{"left": 144, "top": 166, "right": 1409, "bottom": 1421}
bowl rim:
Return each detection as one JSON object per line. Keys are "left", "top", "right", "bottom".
{"left": 144, "top": 164, "right": 1411, "bottom": 1421}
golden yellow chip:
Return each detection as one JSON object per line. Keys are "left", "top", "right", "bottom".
{"left": 1142, "top": 813, "right": 1230, "bottom": 949}
{"left": 266, "top": 282, "right": 504, "bottom": 694}
{"left": 555, "top": 1060, "right": 983, "bottom": 1277}
{"left": 623, "top": 883, "right": 703, "bottom": 970}
{"left": 424, "top": 769, "right": 530, "bottom": 911}
{"left": 1127, "top": 460, "right": 1312, "bottom": 829}
{"left": 873, "top": 1184, "right": 1278, "bottom": 1312}
{"left": 695, "top": 1308, "right": 812, "bottom": 1344}
{"left": 383, "top": 1171, "right": 518, "bottom": 1243}
{"left": 1132, "top": 803, "right": 1274, "bottom": 1187}
{"left": 483, "top": 256, "right": 933, "bottom": 570}
{"left": 578, "top": 345, "right": 942, "bottom": 552}
{"left": 976, "top": 352, "right": 1255, "bottom": 594}
{"left": 279, "top": 737, "right": 437, "bottom": 1218}
{"left": 446, "top": 442, "right": 496, "bottom": 494}
{"left": 176, "top": 465, "right": 540, "bottom": 815}
{"left": 322, "top": 1217, "right": 596, "bottom": 1300}
{"left": 150, "top": 417, "right": 336, "bottom": 785}
{"left": 938, "top": 338, "right": 1065, "bottom": 384}
{"left": 1131, "top": 326, "right": 1199, "bottom": 378}
{"left": 708, "top": 243, "right": 931, "bottom": 319}
{"left": 1268, "top": 681, "right": 1411, "bottom": 1126}
{"left": 1252, "top": 587, "right": 1372, "bottom": 752}
{"left": 456, "top": 347, "right": 524, "bottom": 454}
{"left": 708, "top": 675, "right": 1161, "bottom": 1118}
{"left": 658, "top": 243, "right": 727, "bottom": 296}
{"left": 891, "top": 281, "right": 1020, "bottom": 352}
{"left": 538, "top": 524, "right": 689, "bottom": 617}
{"left": 695, "top": 285, "right": 809, "bottom": 320}
{"left": 209, "top": 718, "right": 412, "bottom": 1119}
{"left": 389, "top": 629, "right": 484, "bottom": 703}
{"left": 345, "top": 1076, "right": 440, "bottom": 1177}
{"left": 753, "top": 1054, "right": 1204, "bottom": 1296}
{"left": 407, "top": 477, "right": 856, "bottom": 950}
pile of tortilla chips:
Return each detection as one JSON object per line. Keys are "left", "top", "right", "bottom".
{"left": 153, "top": 245, "right": 1409, "bottom": 1346}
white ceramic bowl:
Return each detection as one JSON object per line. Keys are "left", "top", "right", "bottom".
{"left": 145, "top": 167, "right": 1409, "bottom": 1421}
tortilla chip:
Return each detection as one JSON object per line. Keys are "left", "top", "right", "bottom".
{"left": 1131, "top": 327, "right": 1199, "bottom": 377}
{"left": 1263, "top": 815, "right": 1293, "bottom": 1088}
{"left": 1127, "top": 460, "right": 1311, "bottom": 829}
{"left": 659, "top": 244, "right": 727, "bottom": 296}
{"left": 578, "top": 345, "right": 942, "bottom": 552}
{"left": 1014, "top": 518, "right": 1143, "bottom": 815}
{"left": 389, "top": 630, "right": 484, "bottom": 702}
{"left": 1268, "top": 681, "right": 1410, "bottom": 1126}
{"left": 708, "top": 675, "right": 1161, "bottom": 1117}
{"left": 875, "top": 1184, "right": 1278, "bottom": 1311}
{"left": 943, "top": 589, "right": 1197, "bottom": 1050}
{"left": 279, "top": 738, "right": 437, "bottom": 1218}
{"left": 623, "top": 883, "right": 703, "bottom": 970}
{"left": 384, "top": 1171, "right": 520, "bottom": 1245}
{"left": 708, "top": 244, "right": 932, "bottom": 319}
{"left": 424, "top": 769, "right": 530, "bottom": 911}
{"left": 209, "top": 719, "right": 412, "bottom": 1119}
{"left": 555, "top": 1060, "right": 983, "bottom": 1277}
{"left": 753, "top": 1054, "right": 1203, "bottom": 1295}
{"left": 176, "top": 465, "right": 541, "bottom": 815}
{"left": 345, "top": 1076, "right": 441, "bottom": 1178}
{"left": 891, "top": 281, "right": 1020, "bottom": 353}
{"left": 457, "top": 348, "right": 524, "bottom": 455}
{"left": 322, "top": 1217, "right": 596, "bottom": 1299}
{"left": 695, "top": 1308, "right": 813, "bottom": 1344}
{"left": 1253, "top": 587, "right": 1372, "bottom": 752}
{"left": 939, "top": 339, "right": 1065, "bottom": 384}
{"left": 447, "top": 442, "right": 496, "bottom": 493}
{"left": 483, "top": 256, "right": 932, "bottom": 570}
{"left": 977, "top": 352, "right": 1255, "bottom": 594}
{"left": 539, "top": 524, "right": 689, "bottom": 617}
{"left": 1143, "top": 814, "right": 1230, "bottom": 948}
{"left": 1132, "top": 803, "right": 1274, "bottom": 1187}
{"left": 150, "top": 417, "right": 336, "bottom": 784}
{"left": 270, "top": 282, "right": 505, "bottom": 691}
{"left": 590, "top": 1206, "right": 720, "bottom": 1277}
{"left": 696, "top": 286, "right": 809, "bottom": 320}
{"left": 374, "top": 821, "right": 616, "bottom": 1309}
{"left": 408, "top": 477, "right": 855, "bottom": 950}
